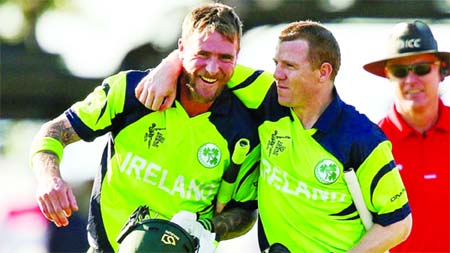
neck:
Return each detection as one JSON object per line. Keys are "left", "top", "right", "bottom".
{"left": 180, "top": 83, "right": 213, "bottom": 117}
{"left": 293, "top": 88, "right": 334, "bottom": 129}
{"left": 396, "top": 100, "right": 439, "bottom": 134}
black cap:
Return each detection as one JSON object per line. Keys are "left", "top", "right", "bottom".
{"left": 363, "top": 20, "right": 450, "bottom": 78}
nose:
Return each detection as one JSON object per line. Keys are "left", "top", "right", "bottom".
{"left": 273, "top": 64, "right": 284, "bottom": 80}
{"left": 404, "top": 70, "right": 420, "bottom": 82}
{"left": 205, "top": 58, "right": 220, "bottom": 75}
{"left": 401, "top": 71, "right": 423, "bottom": 91}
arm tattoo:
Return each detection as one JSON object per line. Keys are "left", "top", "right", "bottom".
{"left": 212, "top": 208, "right": 257, "bottom": 241}
{"left": 32, "top": 114, "right": 81, "bottom": 175}
{"left": 39, "top": 114, "right": 80, "bottom": 146}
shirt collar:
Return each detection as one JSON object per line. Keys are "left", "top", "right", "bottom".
{"left": 313, "top": 88, "right": 343, "bottom": 133}
{"left": 174, "top": 81, "right": 233, "bottom": 116}
{"left": 387, "top": 98, "right": 449, "bottom": 138}
{"left": 386, "top": 104, "right": 415, "bottom": 138}
{"left": 434, "top": 99, "right": 449, "bottom": 132}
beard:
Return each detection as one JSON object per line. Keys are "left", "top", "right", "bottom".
{"left": 183, "top": 71, "right": 226, "bottom": 103}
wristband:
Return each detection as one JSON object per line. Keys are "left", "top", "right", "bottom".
{"left": 30, "top": 137, "right": 64, "bottom": 165}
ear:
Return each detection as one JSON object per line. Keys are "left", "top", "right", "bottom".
{"left": 319, "top": 62, "right": 333, "bottom": 82}
{"left": 440, "top": 60, "right": 449, "bottom": 81}
{"left": 177, "top": 38, "right": 184, "bottom": 60}
{"left": 178, "top": 37, "right": 185, "bottom": 51}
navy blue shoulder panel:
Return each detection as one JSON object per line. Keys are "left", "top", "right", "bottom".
{"left": 229, "top": 70, "right": 265, "bottom": 91}
{"left": 65, "top": 109, "right": 110, "bottom": 142}
{"left": 65, "top": 82, "right": 112, "bottom": 142}
{"left": 254, "top": 84, "right": 292, "bottom": 124}
{"left": 312, "top": 93, "right": 388, "bottom": 171}
{"left": 209, "top": 87, "right": 260, "bottom": 154}
{"left": 110, "top": 70, "right": 153, "bottom": 138}
{"left": 65, "top": 70, "right": 153, "bottom": 141}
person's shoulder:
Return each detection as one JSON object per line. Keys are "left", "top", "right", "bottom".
{"left": 329, "top": 103, "right": 390, "bottom": 167}
{"left": 105, "top": 70, "right": 152, "bottom": 114}
{"left": 340, "top": 102, "right": 387, "bottom": 142}
{"left": 122, "top": 69, "right": 150, "bottom": 87}
{"left": 440, "top": 98, "right": 450, "bottom": 114}
{"left": 228, "top": 64, "right": 273, "bottom": 88}
{"left": 104, "top": 69, "right": 150, "bottom": 89}
{"left": 227, "top": 64, "right": 274, "bottom": 109}
{"left": 377, "top": 115, "right": 392, "bottom": 130}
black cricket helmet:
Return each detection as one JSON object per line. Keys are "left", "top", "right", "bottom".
{"left": 116, "top": 206, "right": 199, "bottom": 253}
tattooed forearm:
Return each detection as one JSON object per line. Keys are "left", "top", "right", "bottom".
{"left": 31, "top": 114, "right": 80, "bottom": 175}
{"left": 212, "top": 208, "right": 257, "bottom": 241}
{"left": 37, "top": 114, "right": 80, "bottom": 146}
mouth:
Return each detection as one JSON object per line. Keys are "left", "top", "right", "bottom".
{"left": 276, "top": 82, "right": 288, "bottom": 91}
{"left": 404, "top": 88, "right": 424, "bottom": 97}
{"left": 200, "top": 75, "right": 218, "bottom": 84}
{"left": 407, "top": 89, "right": 421, "bottom": 94}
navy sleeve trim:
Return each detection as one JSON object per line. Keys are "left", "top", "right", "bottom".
{"left": 373, "top": 203, "right": 411, "bottom": 226}
{"left": 65, "top": 109, "right": 110, "bottom": 142}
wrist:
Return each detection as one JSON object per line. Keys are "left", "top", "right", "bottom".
{"left": 30, "top": 137, "right": 64, "bottom": 169}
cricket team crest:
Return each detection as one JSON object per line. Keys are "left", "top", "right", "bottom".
{"left": 314, "top": 159, "right": 340, "bottom": 184}
{"left": 198, "top": 143, "right": 221, "bottom": 168}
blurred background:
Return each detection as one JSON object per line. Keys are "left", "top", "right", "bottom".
{"left": 1, "top": 0, "right": 449, "bottom": 252}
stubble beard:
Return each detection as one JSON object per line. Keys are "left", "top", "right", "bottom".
{"left": 184, "top": 73, "right": 224, "bottom": 104}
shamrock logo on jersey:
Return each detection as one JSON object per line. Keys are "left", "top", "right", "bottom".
{"left": 197, "top": 143, "right": 221, "bottom": 168}
{"left": 314, "top": 159, "right": 340, "bottom": 184}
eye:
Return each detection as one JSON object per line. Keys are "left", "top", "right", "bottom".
{"left": 286, "top": 63, "right": 295, "bottom": 68}
{"left": 197, "top": 51, "right": 209, "bottom": 58}
{"left": 389, "top": 65, "right": 408, "bottom": 78}
{"left": 413, "top": 63, "right": 432, "bottom": 75}
{"left": 220, "top": 54, "right": 234, "bottom": 62}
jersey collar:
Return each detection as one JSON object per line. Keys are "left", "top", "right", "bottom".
{"left": 387, "top": 99, "right": 449, "bottom": 138}
{"left": 435, "top": 99, "right": 449, "bottom": 132}
{"left": 312, "top": 88, "right": 343, "bottom": 133}
{"left": 173, "top": 80, "right": 234, "bottom": 117}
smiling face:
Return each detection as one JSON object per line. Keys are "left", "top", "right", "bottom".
{"left": 178, "top": 30, "right": 238, "bottom": 103}
{"left": 386, "top": 53, "right": 441, "bottom": 113}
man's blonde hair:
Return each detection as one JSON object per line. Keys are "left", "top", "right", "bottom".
{"left": 181, "top": 3, "right": 242, "bottom": 48}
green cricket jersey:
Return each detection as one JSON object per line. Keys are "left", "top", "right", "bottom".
{"left": 229, "top": 66, "right": 411, "bottom": 252}
{"left": 65, "top": 70, "right": 260, "bottom": 252}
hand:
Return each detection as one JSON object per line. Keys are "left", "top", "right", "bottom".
{"left": 135, "top": 50, "right": 181, "bottom": 111}
{"left": 216, "top": 201, "right": 226, "bottom": 214}
{"left": 36, "top": 176, "right": 78, "bottom": 227}
{"left": 171, "top": 211, "right": 218, "bottom": 253}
